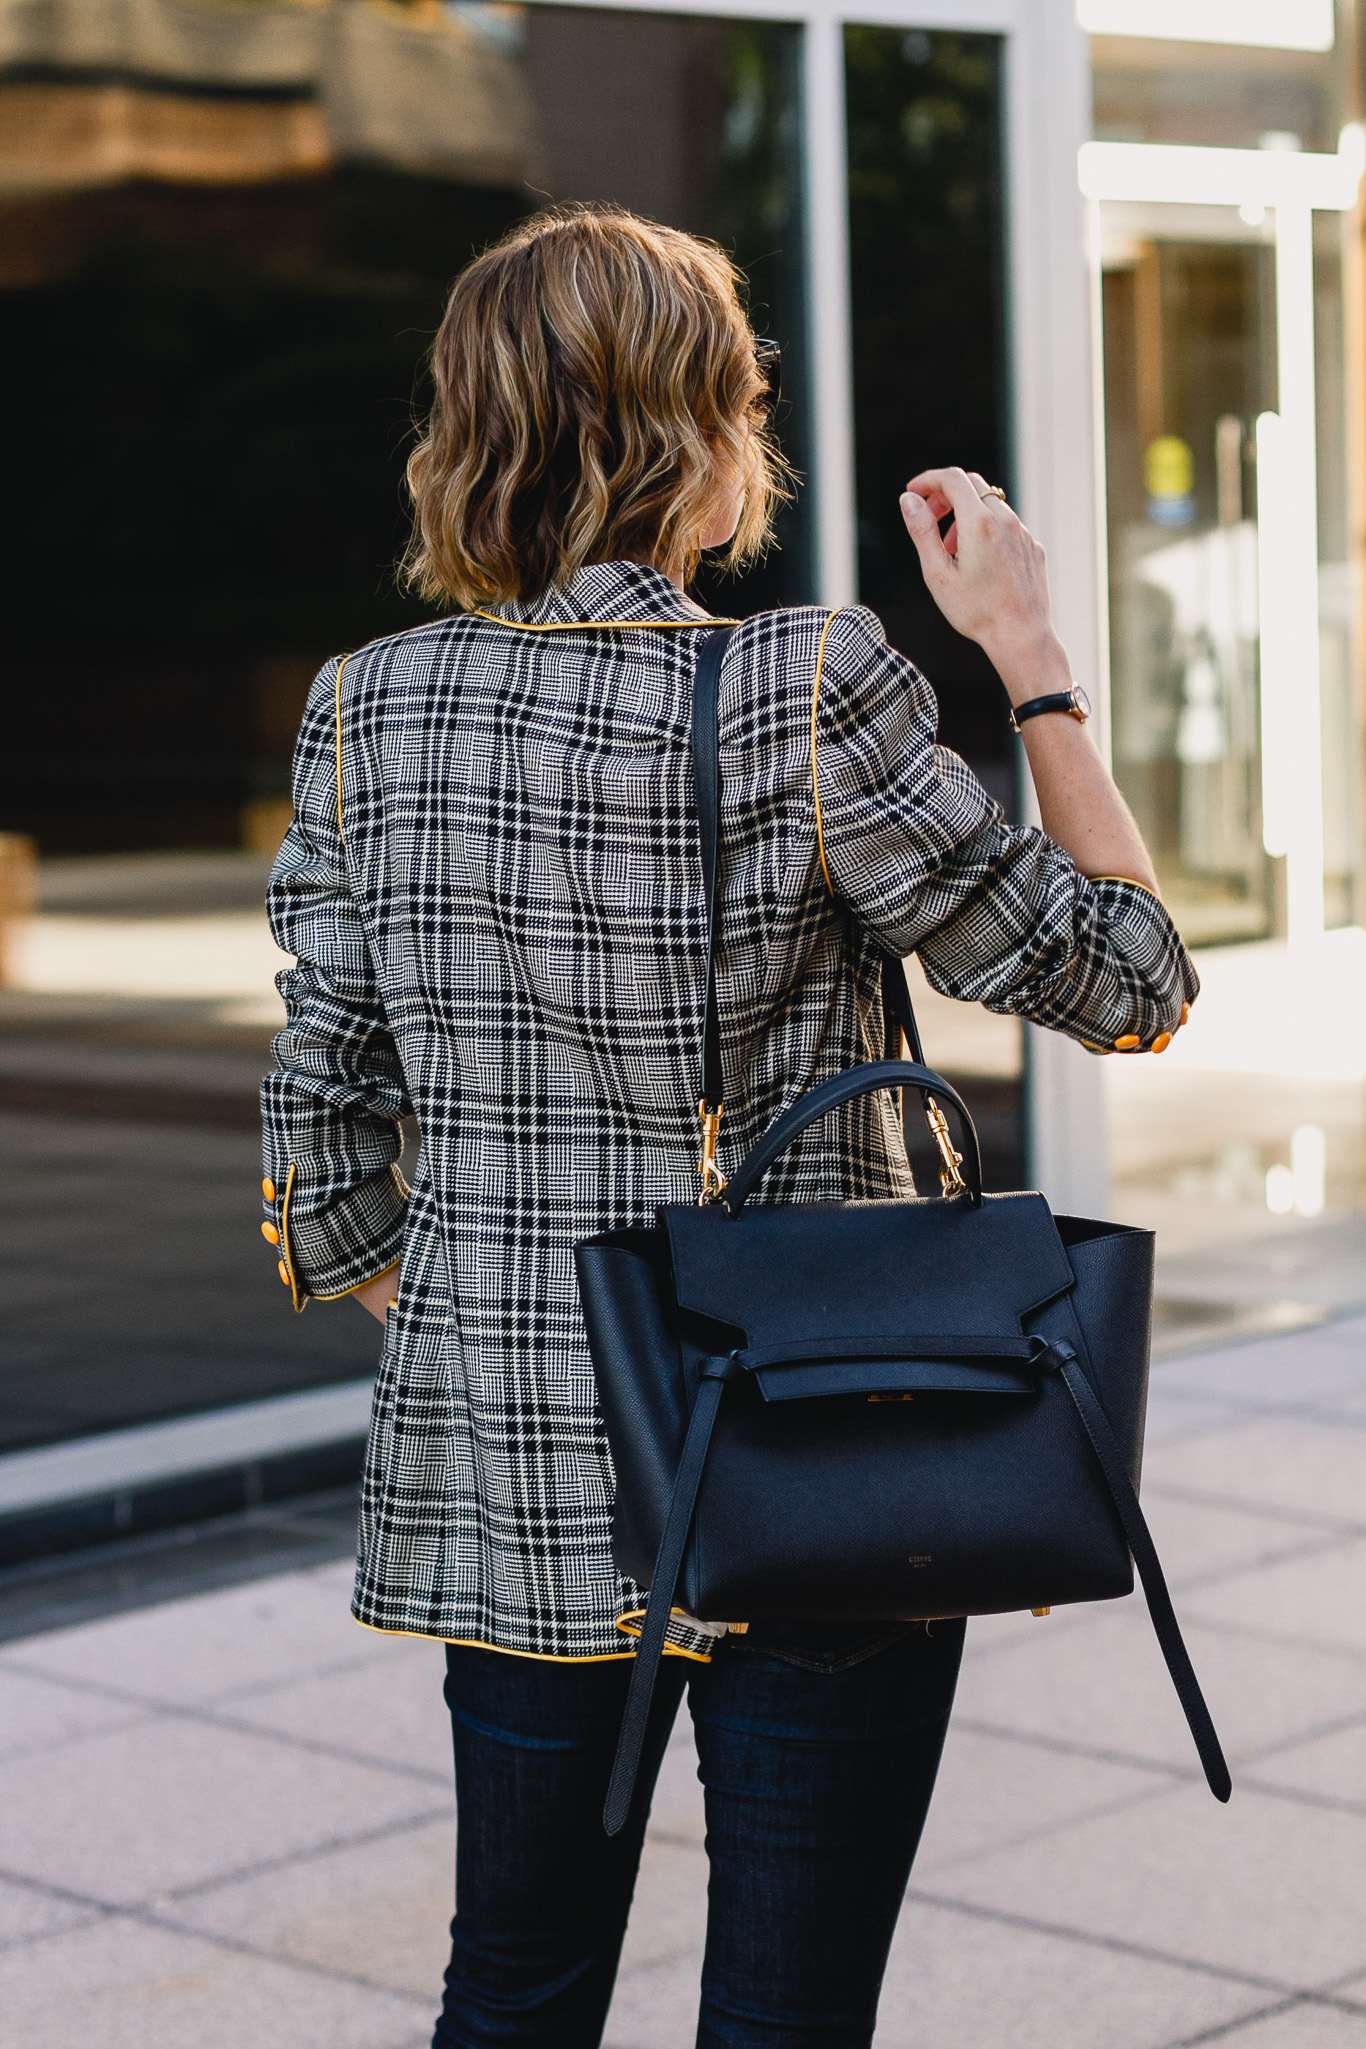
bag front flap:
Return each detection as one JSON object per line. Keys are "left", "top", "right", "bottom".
{"left": 663, "top": 1192, "right": 1074, "bottom": 1365}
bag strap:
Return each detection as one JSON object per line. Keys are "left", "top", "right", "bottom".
{"left": 689, "top": 623, "right": 967, "bottom": 1204}
{"left": 602, "top": 1336, "right": 1230, "bottom": 1834}
{"left": 722, "top": 1057, "right": 982, "bottom": 1212}
{"left": 603, "top": 1353, "right": 736, "bottom": 1836}
{"left": 692, "top": 627, "right": 731, "bottom": 1124}
{"left": 1043, "top": 1339, "right": 1232, "bottom": 1802}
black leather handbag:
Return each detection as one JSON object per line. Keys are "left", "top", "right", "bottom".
{"left": 574, "top": 627, "right": 1230, "bottom": 1836}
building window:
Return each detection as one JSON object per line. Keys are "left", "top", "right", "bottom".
{"left": 0, "top": 2, "right": 806, "bottom": 1456}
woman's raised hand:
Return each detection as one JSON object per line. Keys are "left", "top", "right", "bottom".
{"left": 899, "top": 468, "right": 1063, "bottom": 701}
{"left": 900, "top": 464, "right": 1164, "bottom": 908}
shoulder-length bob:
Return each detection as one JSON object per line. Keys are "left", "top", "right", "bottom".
{"left": 404, "top": 207, "right": 791, "bottom": 608}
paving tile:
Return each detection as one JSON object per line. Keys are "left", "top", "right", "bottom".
{"left": 605, "top": 1950, "right": 701, "bottom": 2049}
{"left": 306, "top": 1559, "right": 363, "bottom": 1600}
{"left": 929, "top": 1779, "right": 1366, "bottom": 1986}
{"left": 0, "top": 1873, "right": 100, "bottom": 1948}
{"left": 0, "top": 1712, "right": 446, "bottom": 1907}
{"left": 1139, "top": 1491, "right": 1332, "bottom": 1589}
{"left": 1333, "top": 1397, "right": 1366, "bottom": 1421}
{"left": 168, "top": 1816, "right": 453, "bottom": 1999}
{"left": 0, "top": 1915, "right": 432, "bottom": 2049}
{"left": 1143, "top": 1415, "right": 1366, "bottom": 1528}
{"left": 954, "top": 1593, "right": 1365, "bottom": 1773}
{"left": 605, "top": 1889, "right": 1263, "bottom": 2049}
{"left": 914, "top": 1723, "right": 1167, "bottom": 1873}
{"left": 0, "top": 1663, "right": 149, "bottom": 1762}
{"left": 1142, "top": 1393, "right": 1248, "bottom": 1449}
{"left": 1242, "top": 1722, "right": 1366, "bottom": 1806}
{"left": 875, "top": 1897, "right": 1263, "bottom": 2049}
{"left": 604, "top": 1839, "right": 709, "bottom": 2049}
{"left": 227, "top": 1636, "right": 451, "bottom": 1783}
{"left": 1181, "top": 1538, "right": 1366, "bottom": 1660}
{"left": 643, "top": 1707, "right": 705, "bottom": 1846}
{"left": 615, "top": 1836, "right": 709, "bottom": 1976}
{"left": 1198, "top": 2000, "right": 1366, "bottom": 2047}
{"left": 603, "top": 1859, "right": 1271, "bottom": 2049}
{"left": 1152, "top": 1322, "right": 1366, "bottom": 1413}
{"left": 4, "top": 1564, "right": 377, "bottom": 1709}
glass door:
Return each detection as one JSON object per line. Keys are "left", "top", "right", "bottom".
{"left": 1100, "top": 208, "right": 1276, "bottom": 944}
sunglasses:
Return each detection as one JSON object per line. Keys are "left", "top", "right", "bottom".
{"left": 753, "top": 336, "right": 782, "bottom": 416}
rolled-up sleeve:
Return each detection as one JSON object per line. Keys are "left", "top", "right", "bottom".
{"left": 260, "top": 660, "right": 410, "bottom": 1310}
{"left": 813, "top": 607, "right": 1199, "bottom": 1049}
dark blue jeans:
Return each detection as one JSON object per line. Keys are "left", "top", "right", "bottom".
{"left": 432, "top": 1617, "right": 965, "bottom": 2049}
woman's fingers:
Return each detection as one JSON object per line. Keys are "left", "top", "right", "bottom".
{"left": 904, "top": 466, "right": 992, "bottom": 533}
{"left": 899, "top": 461, "right": 1056, "bottom": 658}
{"left": 907, "top": 484, "right": 954, "bottom": 523}
{"left": 899, "top": 489, "right": 955, "bottom": 589}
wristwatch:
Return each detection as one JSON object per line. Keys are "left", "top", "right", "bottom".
{"left": 1009, "top": 683, "right": 1091, "bottom": 732}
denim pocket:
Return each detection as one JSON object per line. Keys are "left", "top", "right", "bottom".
{"left": 725, "top": 1618, "right": 918, "bottom": 1674}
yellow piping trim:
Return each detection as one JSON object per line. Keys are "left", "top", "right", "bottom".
{"left": 279, "top": 1175, "right": 402, "bottom": 1309}
{"left": 613, "top": 1609, "right": 717, "bottom": 1662}
{"left": 469, "top": 609, "right": 739, "bottom": 631}
{"left": 810, "top": 610, "right": 840, "bottom": 897}
{"left": 353, "top": 1615, "right": 711, "bottom": 1663}
{"left": 1089, "top": 874, "right": 1160, "bottom": 899}
{"left": 279, "top": 1162, "right": 303, "bottom": 1313}
{"left": 334, "top": 654, "right": 350, "bottom": 844}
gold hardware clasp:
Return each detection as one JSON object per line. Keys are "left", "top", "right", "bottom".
{"left": 925, "top": 1097, "right": 966, "bottom": 1196}
{"left": 1032, "top": 1606, "right": 1051, "bottom": 1618}
{"left": 697, "top": 1100, "right": 727, "bottom": 1205}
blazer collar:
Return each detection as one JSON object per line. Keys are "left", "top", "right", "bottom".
{"left": 481, "top": 561, "right": 719, "bottom": 629}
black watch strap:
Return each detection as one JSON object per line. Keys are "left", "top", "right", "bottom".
{"left": 1009, "top": 684, "right": 1089, "bottom": 731}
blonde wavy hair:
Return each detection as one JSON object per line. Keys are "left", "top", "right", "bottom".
{"left": 404, "top": 207, "right": 792, "bottom": 607}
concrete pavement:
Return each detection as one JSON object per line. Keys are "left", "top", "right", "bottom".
{"left": 1, "top": 1312, "right": 1364, "bottom": 2049}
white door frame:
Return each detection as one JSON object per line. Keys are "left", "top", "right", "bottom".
{"left": 526, "top": 0, "right": 1109, "bottom": 1208}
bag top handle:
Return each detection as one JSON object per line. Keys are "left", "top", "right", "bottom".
{"left": 690, "top": 624, "right": 974, "bottom": 1206}
{"left": 722, "top": 1057, "right": 982, "bottom": 1212}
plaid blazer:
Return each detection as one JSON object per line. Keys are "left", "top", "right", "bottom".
{"left": 261, "top": 560, "right": 1197, "bottom": 1659}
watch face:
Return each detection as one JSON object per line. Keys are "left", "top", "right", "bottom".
{"left": 1071, "top": 685, "right": 1092, "bottom": 720}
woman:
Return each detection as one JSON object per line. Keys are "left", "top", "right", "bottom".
{"left": 262, "top": 207, "right": 1194, "bottom": 2049}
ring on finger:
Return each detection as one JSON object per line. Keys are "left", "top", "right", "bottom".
{"left": 982, "top": 484, "right": 1008, "bottom": 503}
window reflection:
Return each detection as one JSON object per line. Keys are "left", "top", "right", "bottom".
{"left": 1102, "top": 220, "right": 1277, "bottom": 944}
{"left": 1090, "top": 31, "right": 1345, "bottom": 153}
{"left": 843, "top": 25, "right": 1022, "bottom": 1191}
{"left": 0, "top": 1, "right": 807, "bottom": 1453}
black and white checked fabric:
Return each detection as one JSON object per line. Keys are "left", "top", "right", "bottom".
{"left": 261, "top": 560, "right": 1197, "bottom": 1657}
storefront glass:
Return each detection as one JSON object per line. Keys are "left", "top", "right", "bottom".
{"left": 0, "top": 0, "right": 809, "bottom": 1454}
{"left": 1091, "top": 25, "right": 1366, "bottom": 1322}
{"left": 844, "top": 24, "right": 1023, "bottom": 1191}
{"left": 0, "top": 1, "right": 1034, "bottom": 1459}
{"left": 1100, "top": 210, "right": 1277, "bottom": 945}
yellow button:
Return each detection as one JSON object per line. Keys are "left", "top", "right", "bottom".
{"left": 261, "top": 1221, "right": 280, "bottom": 1246}
{"left": 1179, "top": 1003, "right": 1190, "bottom": 1027}
{"left": 278, "top": 1259, "right": 290, "bottom": 1284}
{"left": 1152, "top": 1031, "right": 1172, "bottom": 1054}
{"left": 262, "top": 1177, "right": 275, "bottom": 1202}
{"left": 1114, "top": 1034, "right": 1140, "bottom": 1050}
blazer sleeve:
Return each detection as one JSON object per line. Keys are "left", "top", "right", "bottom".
{"left": 260, "top": 658, "right": 410, "bottom": 1310}
{"left": 811, "top": 607, "right": 1199, "bottom": 1050}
